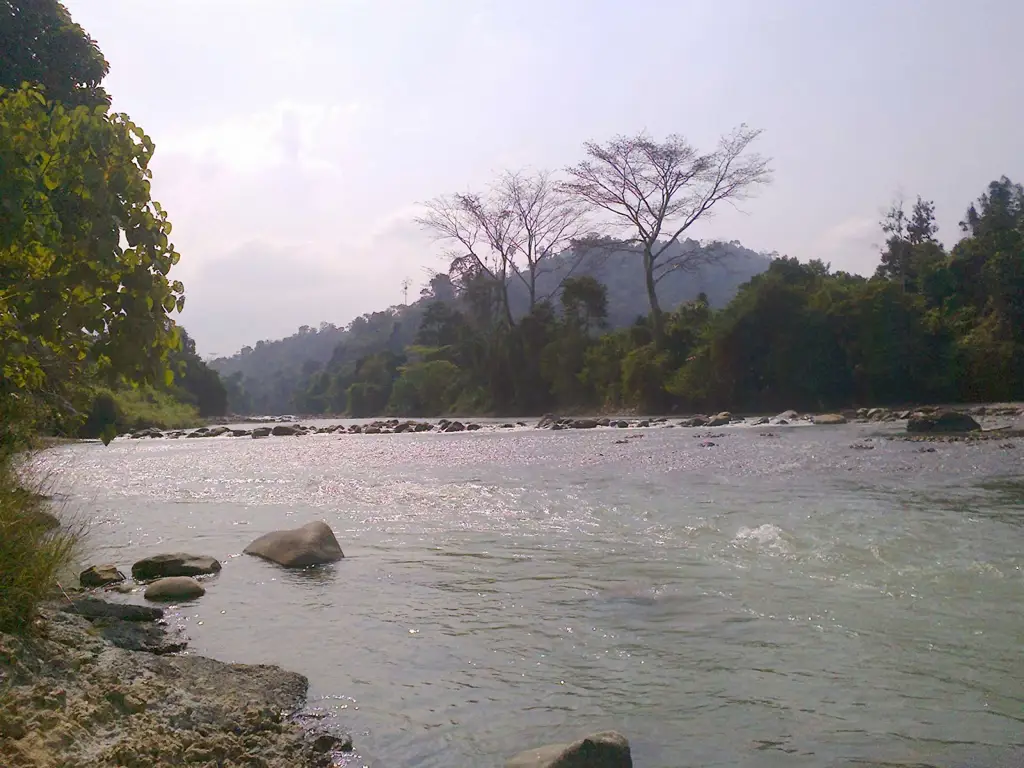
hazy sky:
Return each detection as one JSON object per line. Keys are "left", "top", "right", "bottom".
{"left": 64, "top": 0, "right": 1023, "bottom": 357}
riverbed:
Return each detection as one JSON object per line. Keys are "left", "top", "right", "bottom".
{"left": 34, "top": 422, "right": 1024, "bottom": 767}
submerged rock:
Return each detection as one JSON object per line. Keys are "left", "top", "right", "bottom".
{"left": 244, "top": 520, "right": 345, "bottom": 568}
{"left": 144, "top": 576, "right": 206, "bottom": 602}
{"left": 131, "top": 553, "right": 222, "bottom": 582}
{"left": 505, "top": 731, "right": 632, "bottom": 768}
{"left": 571, "top": 419, "right": 598, "bottom": 429}
{"left": 907, "top": 410, "right": 981, "bottom": 433}
{"left": 80, "top": 564, "right": 126, "bottom": 589}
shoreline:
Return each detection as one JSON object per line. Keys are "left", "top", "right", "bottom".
{"left": 0, "top": 600, "right": 353, "bottom": 768}
{"left": 107, "top": 403, "right": 1024, "bottom": 441}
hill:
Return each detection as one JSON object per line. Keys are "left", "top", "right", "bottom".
{"left": 209, "top": 240, "right": 771, "bottom": 415}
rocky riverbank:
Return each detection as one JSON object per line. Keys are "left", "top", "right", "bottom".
{"left": 117, "top": 403, "right": 1024, "bottom": 441}
{"left": 0, "top": 602, "right": 352, "bottom": 768}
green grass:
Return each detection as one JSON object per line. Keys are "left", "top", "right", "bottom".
{"left": 0, "top": 458, "right": 82, "bottom": 634}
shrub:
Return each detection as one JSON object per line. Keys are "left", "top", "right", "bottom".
{"left": 0, "top": 459, "right": 82, "bottom": 634}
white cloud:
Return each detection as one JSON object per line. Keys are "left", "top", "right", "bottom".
{"left": 157, "top": 101, "right": 365, "bottom": 173}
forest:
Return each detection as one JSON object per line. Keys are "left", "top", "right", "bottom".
{"left": 217, "top": 178, "right": 1024, "bottom": 417}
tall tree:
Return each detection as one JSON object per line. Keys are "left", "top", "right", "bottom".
{"left": 562, "top": 126, "right": 771, "bottom": 345}
{"left": 875, "top": 195, "right": 940, "bottom": 292}
{"left": 0, "top": 0, "right": 109, "bottom": 107}
{"left": 416, "top": 192, "right": 518, "bottom": 327}
{"left": 500, "top": 170, "right": 588, "bottom": 308}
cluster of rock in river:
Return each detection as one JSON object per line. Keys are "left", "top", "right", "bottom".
{"left": 120, "top": 403, "right": 1023, "bottom": 441}
{"left": 42, "top": 520, "right": 635, "bottom": 767}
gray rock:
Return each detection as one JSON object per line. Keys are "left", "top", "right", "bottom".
{"left": 907, "top": 410, "right": 981, "bottom": 433}
{"left": 775, "top": 410, "right": 799, "bottom": 421}
{"left": 615, "top": 420, "right": 629, "bottom": 428}
{"left": 60, "top": 597, "right": 163, "bottom": 622}
{"left": 466, "top": 423, "right": 482, "bottom": 431}
{"left": 252, "top": 426, "right": 272, "bottom": 438}
{"left": 145, "top": 576, "right": 206, "bottom": 602}
{"left": 80, "top": 564, "right": 126, "bottom": 589}
{"left": 812, "top": 413, "right": 848, "bottom": 425}
{"left": 753, "top": 416, "right": 770, "bottom": 425}
{"left": 230, "top": 429, "right": 251, "bottom": 437}
{"left": 207, "top": 426, "right": 231, "bottom": 437}
{"left": 97, "top": 619, "right": 188, "bottom": 654}
{"left": 571, "top": 419, "right": 598, "bottom": 429}
{"left": 505, "top": 731, "right": 631, "bottom": 768}
{"left": 271, "top": 424, "right": 300, "bottom": 436}
{"left": 444, "top": 421, "right": 466, "bottom": 433}
{"left": 243, "top": 520, "right": 345, "bottom": 568}
{"left": 131, "top": 553, "right": 222, "bottom": 582}
{"left": 537, "top": 414, "right": 559, "bottom": 429}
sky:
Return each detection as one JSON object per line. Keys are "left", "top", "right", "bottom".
{"left": 64, "top": 0, "right": 1024, "bottom": 357}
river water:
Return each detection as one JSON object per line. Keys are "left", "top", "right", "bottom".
{"left": 35, "top": 422, "right": 1024, "bottom": 768}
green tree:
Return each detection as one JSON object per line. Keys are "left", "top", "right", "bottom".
{"left": 0, "top": 0, "right": 109, "bottom": 107}
{"left": 1, "top": 84, "right": 184, "bottom": 446}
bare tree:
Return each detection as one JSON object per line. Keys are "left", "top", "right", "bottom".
{"left": 499, "top": 170, "right": 589, "bottom": 308}
{"left": 415, "top": 192, "right": 519, "bottom": 327}
{"left": 562, "top": 125, "right": 772, "bottom": 345}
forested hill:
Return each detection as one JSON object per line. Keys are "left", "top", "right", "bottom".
{"left": 209, "top": 240, "right": 771, "bottom": 415}
{"left": 511, "top": 239, "right": 771, "bottom": 327}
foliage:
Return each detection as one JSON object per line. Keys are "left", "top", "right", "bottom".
{"left": 1, "top": 83, "right": 185, "bottom": 448}
{"left": 0, "top": 0, "right": 109, "bottom": 107}
{"left": 0, "top": 458, "right": 81, "bottom": 634}
{"left": 78, "top": 386, "right": 200, "bottom": 438}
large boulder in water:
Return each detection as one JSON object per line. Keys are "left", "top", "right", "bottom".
{"left": 144, "top": 576, "right": 206, "bottom": 602}
{"left": 907, "top": 410, "right": 980, "bottom": 433}
{"left": 131, "top": 553, "right": 222, "bottom": 581}
{"left": 243, "top": 521, "right": 344, "bottom": 568}
{"left": 271, "top": 424, "right": 300, "bottom": 436}
{"left": 505, "top": 731, "right": 631, "bottom": 768}
{"left": 706, "top": 411, "right": 732, "bottom": 427}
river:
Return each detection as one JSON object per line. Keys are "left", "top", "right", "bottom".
{"left": 34, "top": 421, "right": 1024, "bottom": 767}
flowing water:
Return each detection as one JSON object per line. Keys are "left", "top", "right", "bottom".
{"left": 35, "top": 423, "right": 1024, "bottom": 768}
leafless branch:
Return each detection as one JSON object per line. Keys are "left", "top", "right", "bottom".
{"left": 561, "top": 126, "right": 772, "bottom": 339}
